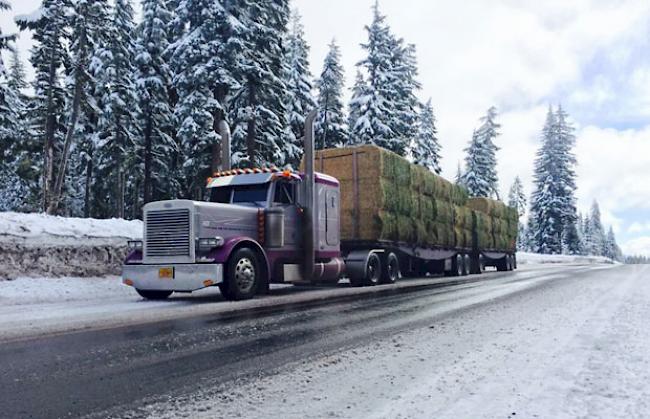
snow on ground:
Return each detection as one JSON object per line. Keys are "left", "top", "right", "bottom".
{"left": 131, "top": 264, "right": 646, "bottom": 419}
{"left": 0, "top": 211, "right": 142, "bottom": 246}
{"left": 517, "top": 251, "right": 614, "bottom": 265}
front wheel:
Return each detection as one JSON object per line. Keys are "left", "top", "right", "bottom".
{"left": 224, "top": 248, "right": 261, "bottom": 300}
{"left": 136, "top": 289, "right": 172, "bottom": 300}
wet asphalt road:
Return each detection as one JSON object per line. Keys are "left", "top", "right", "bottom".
{"left": 0, "top": 264, "right": 611, "bottom": 418}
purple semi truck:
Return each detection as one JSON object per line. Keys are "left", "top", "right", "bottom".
{"left": 122, "top": 111, "right": 516, "bottom": 301}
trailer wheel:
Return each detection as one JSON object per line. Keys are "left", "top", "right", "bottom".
{"left": 381, "top": 252, "right": 400, "bottom": 284}
{"left": 462, "top": 254, "right": 471, "bottom": 276}
{"left": 452, "top": 254, "right": 463, "bottom": 277}
{"left": 496, "top": 256, "right": 508, "bottom": 272}
{"left": 473, "top": 254, "right": 486, "bottom": 274}
{"left": 224, "top": 248, "right": 260, "bottom": 300}
{"left": 136, "top": 289, "right": 172, "bottom": 300}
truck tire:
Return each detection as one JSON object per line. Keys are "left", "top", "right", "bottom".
{"left": 351, "top": 252, "right": 382, "bottom": 286}
{"left": 451, "top": 254, "right": 463, "bottom": 277}
{"left": 381, "top": 252, "right": 400, "bottom": 284}
{"left": 224, "top": 248, "right": 260, "bottom": 300}
{"left": 496, "top": 256, "right": 508, "bottom": 272}
{"left": 462, "top": 254, "right": 471, "bottom": 276}
{"left": 136, "top": 289, "right": 172, "bottom": 300}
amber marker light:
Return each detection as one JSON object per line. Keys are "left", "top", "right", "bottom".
{"left": 123, "top": 279, "right": 134, "bottom": 286}
{"left": 203, "top": 280, "right": 214, "bottom": 287}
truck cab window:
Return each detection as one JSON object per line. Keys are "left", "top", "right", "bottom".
{"left": 232, "top": 183, "right": 269, "bottom": 206}
{"left": 273, "top": 181, "right": 295, "bottom": 205}
{"left": 210, "top": 187, "right": 232, "bottom": 203}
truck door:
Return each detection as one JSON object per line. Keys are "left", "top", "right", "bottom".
{"left": 325, "top": 189, "right": 339, "bottom": 246}
{"left": 273, "top": 180, "right": 299, "bottom": 246}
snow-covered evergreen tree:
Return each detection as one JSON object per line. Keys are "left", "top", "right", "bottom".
{"left": 350, "top": 2, "right": 420, "bottom": 156}
{"left": 508, "top": 176, "right": 527, "bottom": 251}
{"left": 454, "top": 161, "right": 464, "bottom": 185}
{"left": 411, "top": 99, "right": 441, "bottom": 173}
{"left": 92, "top": 0, "right": 140, "bottom": 218}
{"left": 462, "top": 106, "right": 500, "bottom": 198}
{"left": 283, "top": 9, "right": 315, "bottom": 164}
{"left": 508, "top": 176, "right": 526, "bottom": 217}
{"left": 346, "top": 70, "right": 369, "bottom": 146}
{"left": 170, "top": 0, "right": 242, "bottom": 198}
{"left": 587, "top": 200, "right": 606, "bottom": 256}
{"left": 603, "top": 226, "right": 621, "bottom": 261}
{"left": 48, "top": 0, "right": 112, "bottom": 215}
{"left": 229, "top": 0, "right": 290, "bottom": 168}
{"left": 528, "top": 105, "right": 578, "bottom": 254}
{"left": 135, "top": 0, "right": 176, "bottom": 204}
{"left": 462, "top": 107, "right": 500, "bottom": 199}
{"left": 16, "top": 0, "right": 69, "bottom": 212}
{"left": 315, "top": 39, "right": 347, "bottom": 149}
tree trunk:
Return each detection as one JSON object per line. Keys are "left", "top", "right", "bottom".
{"left": 83, "top": 155, "right": 93, "bottom": 218}
{"left": 245, "top": 80, "right": 257, "bottom": 168}
{"left": 42, "top": 54, "right": 59, "bottom": 212}
{"left": 47, "top": 45, "right": 85, "bottom": 215}
{"left": 143, "top": 111, "right": 153, "bottom": 204}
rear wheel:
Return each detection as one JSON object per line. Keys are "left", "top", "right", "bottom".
{"left": 350, "top": 252, "right": 382, "bottom": 286}
{"left": 381, "top": 252, "right": 400, "bottom": 284}
{"left": 224, "top": 248, "right": 260, "bottom": 300}
{"left": 136, "top": 289, "right": 172, "bottom": 300}
{"left": 496, "top": 256, "right": 508, "bottom": 272}
{"left": 451, "top": 254, "right": 463, "bottom": 277}
{"left": 462, "top": 254, "right": 471, "bottom": 276}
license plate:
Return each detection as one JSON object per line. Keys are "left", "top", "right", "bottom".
{"left": 158, "top": 267, "right": 174, "bottom": 279}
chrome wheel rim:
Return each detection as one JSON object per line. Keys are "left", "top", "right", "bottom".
{"left": 234, "top": 257, "right": 256, "bottom": 293}
{"left": 367, "top": 256, "right": 380, "bottom": 283}
{"left": 388, "top": 258, "right": 397, "bottom": 281}
{"left": 457, "top": 256, "right": 463, "bottom": 275}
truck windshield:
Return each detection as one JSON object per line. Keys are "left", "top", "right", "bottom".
{"left": 210, "top": 183, "right": 269, "bottom": 207}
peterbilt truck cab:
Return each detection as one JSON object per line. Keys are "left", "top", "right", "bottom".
{"left": 122, "top": 111, "right": 345, "bottom": 300}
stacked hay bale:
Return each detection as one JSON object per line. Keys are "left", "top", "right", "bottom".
{"left": 466, "top": 197, "right": 518, "bottom": 251}
{"left": 311, "top": 145, "right": 467, "bottom": 248}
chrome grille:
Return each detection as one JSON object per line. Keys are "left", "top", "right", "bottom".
{"left": 145, "top": 209, "right": 191, "bottom": 258}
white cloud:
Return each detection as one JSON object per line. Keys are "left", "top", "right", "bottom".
{"left": 621, "top": 236, "right": 650, "bottom": 257}
{"left": 628, "top": 222, "right": 650, "bottom": 234}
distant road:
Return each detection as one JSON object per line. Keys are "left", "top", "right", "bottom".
{"left": 3, "top": 264, "right": 645, "bottom": 419}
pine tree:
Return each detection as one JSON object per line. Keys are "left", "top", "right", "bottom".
{"left": 508, "top": 176, "right": 526, "bottom": 217}
{"left": 48, "top": 0, "right": 111, "bottom": 215}
{"left": 389, "top": 41, "right": 420, "bottom": 147}
{"left": 315, "top": 39, "right": 347, "bottom": 149}
{"left": 170, "top": 0, "right": 241, "bottom": 198}
{"left": 283, "top": 9, "right": 315, "bottom": 165}
{"left": 411, "top": 99, "right": 441, "bottom": 173}
{"left": 587, "top": 200, "right": 606, "bottom": 256}
{"left": 92, "top": 0, "right": 140, "bottom": 218}
{"left": 462, "top": 106, "right": 500, "bottom": 198}
{"left": 229, "top": 0, "right": 290, "bottom": 168}
{"left": 454, "top": 161, "right": 464, "bottom": 185}
{"left": 462, "top": 107, "right": 500, "bottom": 199}
{"left": 529, "top": 105, "right": 578, "bottom": 254}
{"left": 347, "top": 70, "right": 369, "bottom": 146}
{"left": 17, "top": 0, "right": 69, "bottom": 212}
{"left": 603, "top": 226, "right": 620, "bottom": 261}
{"left": 508, "top": 176, "right": 527, "bottom": 251}
{"left": 135, "top": 0, "right": 176, "bottom": 205}
{"left": 350, "top": 2, "right": 395, "bottom": 149}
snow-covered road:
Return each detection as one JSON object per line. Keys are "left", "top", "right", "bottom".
{"left": 127, "top": 264, "right": 647, "bottom": 419}
{"left": 1, "top": 263, "right": 646, "bottom": 419}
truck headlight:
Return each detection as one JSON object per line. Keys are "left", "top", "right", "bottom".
{"left": 198, "top": 237, "right": 224, "bottom": 251}
{"left": 127, "top": 240, "right": 143, "bottom": 251}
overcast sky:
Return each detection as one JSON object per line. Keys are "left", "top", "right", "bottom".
{"left": 3, "top": 0, "right": 650, "bottom": 255}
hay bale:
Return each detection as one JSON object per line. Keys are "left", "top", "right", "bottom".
{"left": 310, "top": 144, "right": 462, "bottom": 247}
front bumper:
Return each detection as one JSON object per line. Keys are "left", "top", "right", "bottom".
{"left": 122, "top": 263, "right": 223, "bottom": 292}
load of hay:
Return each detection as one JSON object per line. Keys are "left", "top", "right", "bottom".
{"left": 466, "top": 197, "right": 518, "bottom": 251}
{"left": 311, "top": 145, "right": 468, "bottom": 248}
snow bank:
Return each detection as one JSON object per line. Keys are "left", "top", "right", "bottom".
{"left": 0, "top": 211, "right": 142, "bottom": 246}
{"left": 517, "top": 251, "right": 613, "bottom": 265}
{"left": 0, "top": 212, "right": 142, "bottom": 279}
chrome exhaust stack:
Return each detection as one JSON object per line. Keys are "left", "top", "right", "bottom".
{"left": 302, "top": 109, "right": 318, "bottom": 281}
{"left": 218, "top": 120, "right": 231, "bottom": 171}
